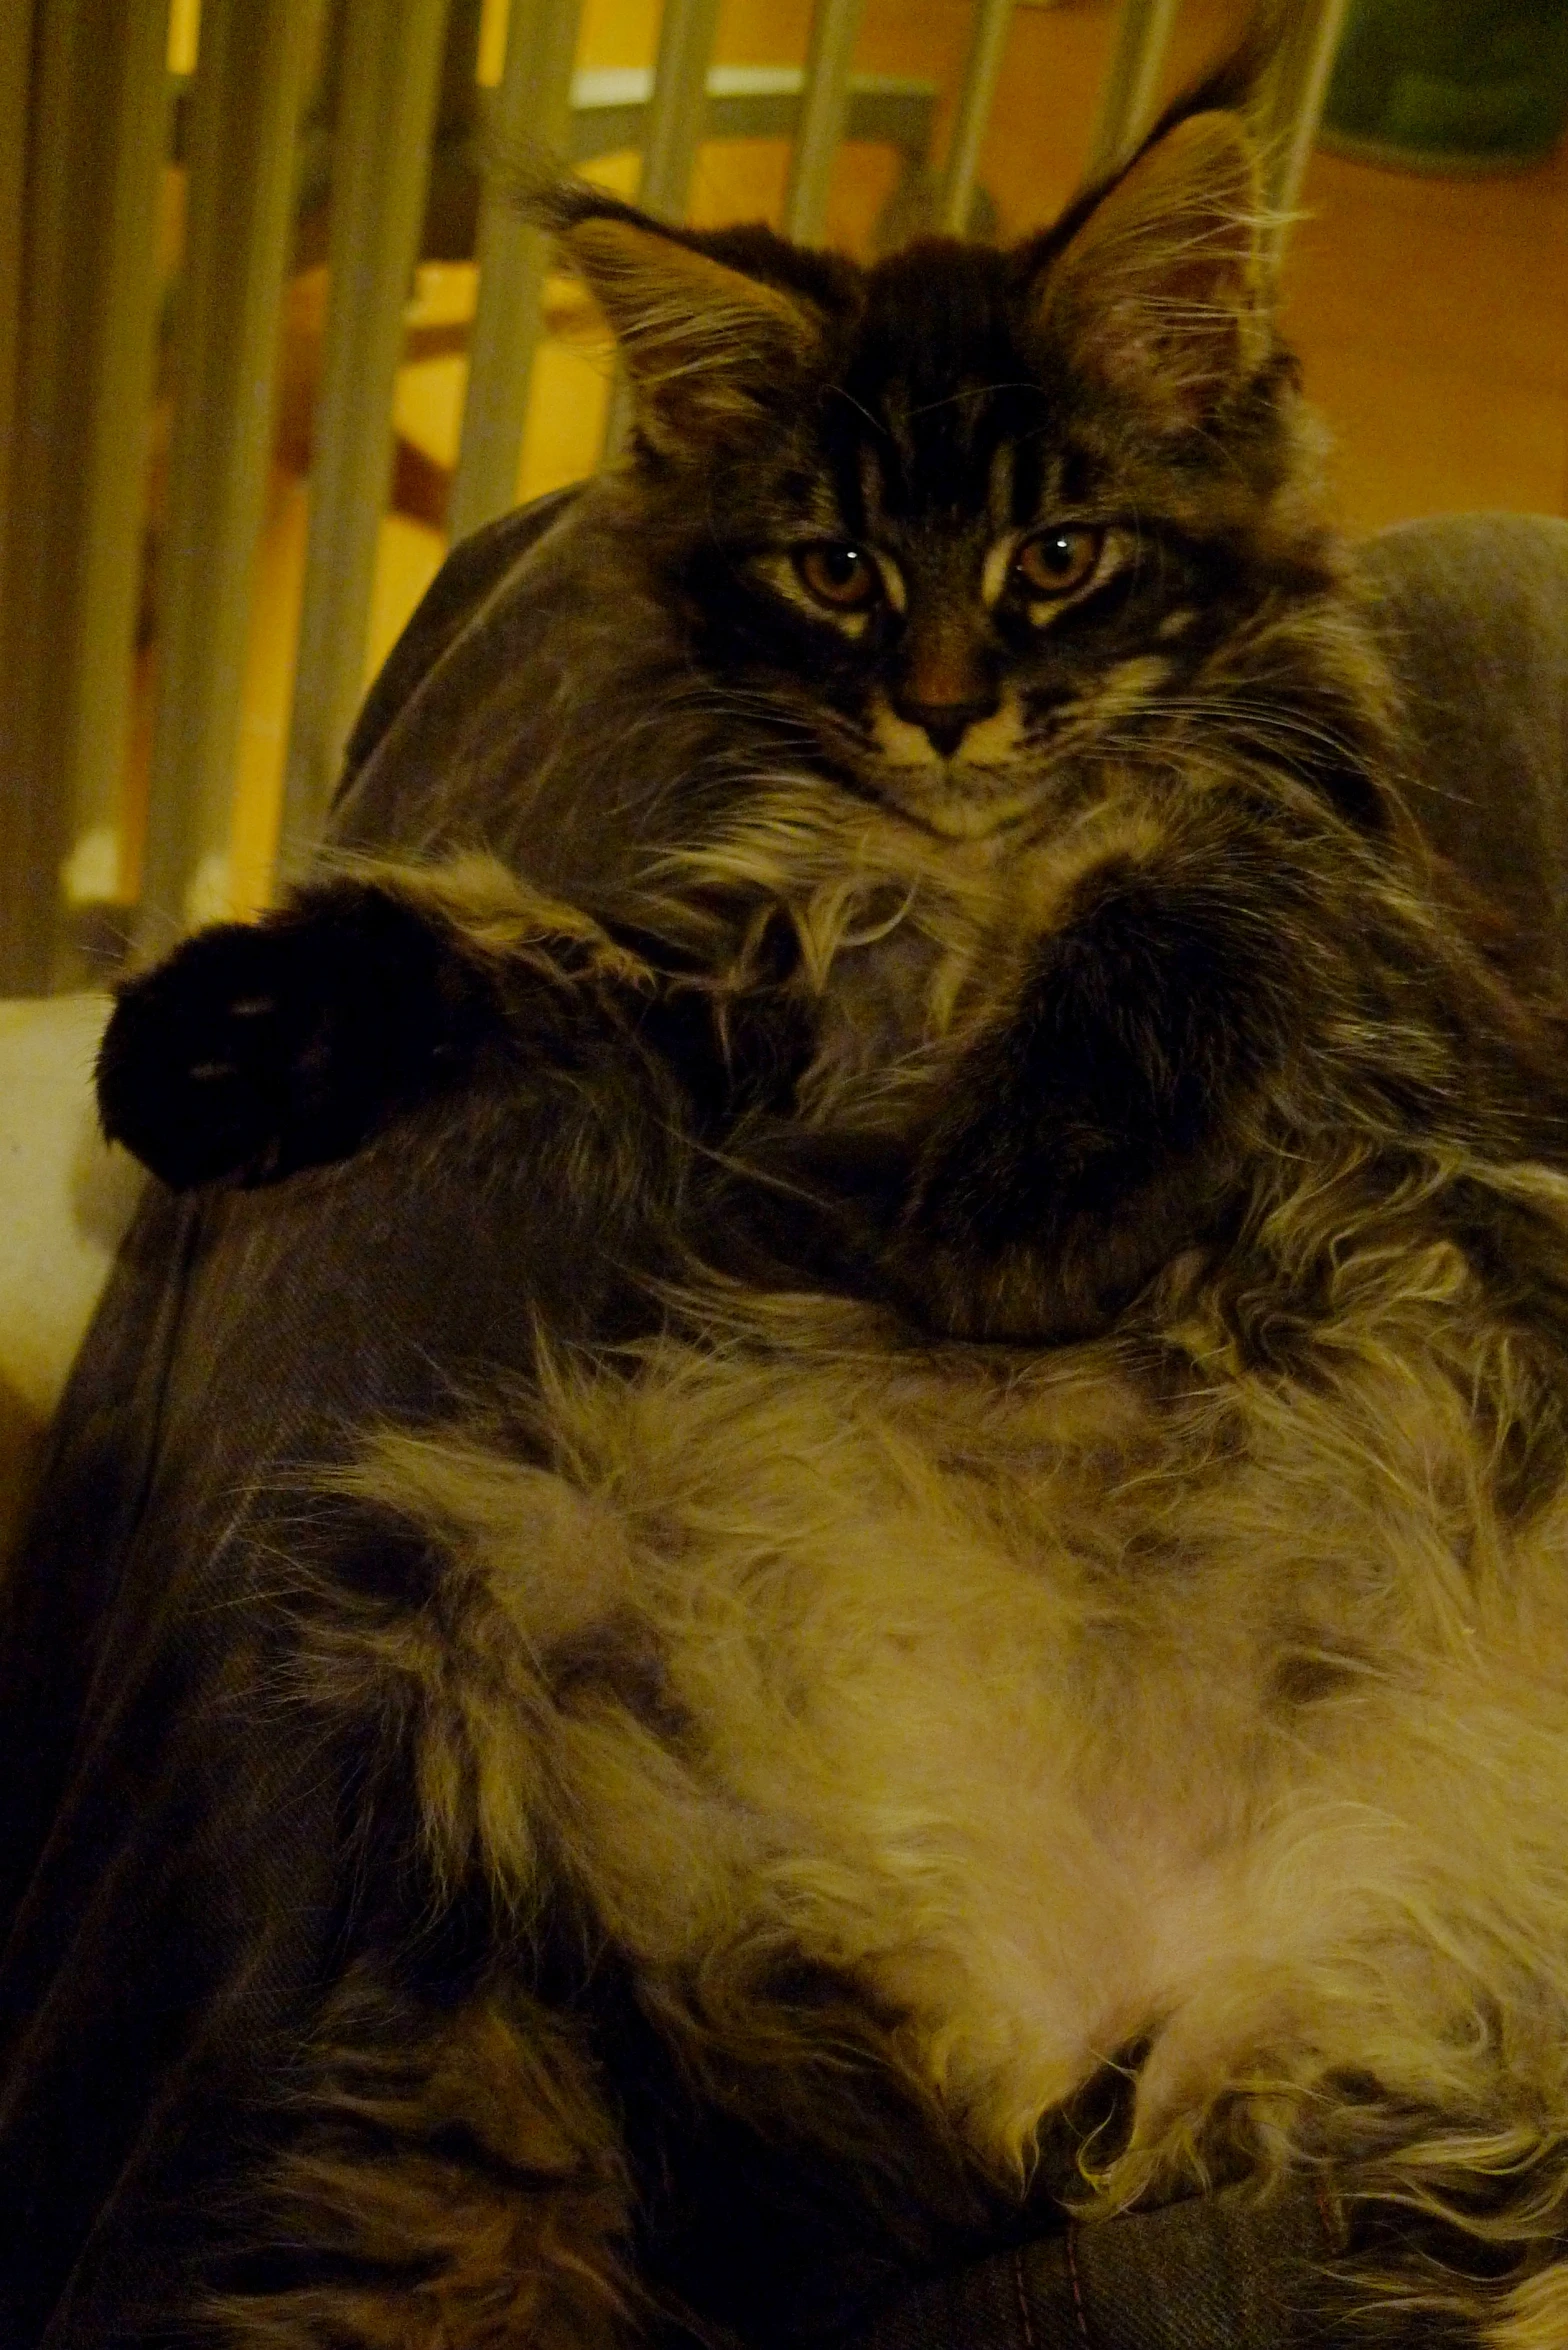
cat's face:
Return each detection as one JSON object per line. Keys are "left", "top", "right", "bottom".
{"left": 545, "top": 111, "right": 1329, "bottom": 845}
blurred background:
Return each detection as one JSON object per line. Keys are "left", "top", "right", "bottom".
{"left": 2, "top": 0, "right": 1566, "bottom": 994}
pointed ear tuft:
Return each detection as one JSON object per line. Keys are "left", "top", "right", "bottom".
{"left": 1035, "top": 112, "right": 1273, "bottom": 428}
{"left": 549, "top": 208, "right": 826, "bottom": 457}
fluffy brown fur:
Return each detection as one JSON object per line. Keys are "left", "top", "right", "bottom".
{"left": 99, "top": 69, "right": 1568, "bottom": 2350}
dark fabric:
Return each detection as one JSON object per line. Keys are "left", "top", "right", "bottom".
{"left": 0, "top": 1115, "right": 619, "bottom": 2347}
{"left": 5, "top": 505, "right": 1567, "bottom": 2348}
{"left": 338, "top": 485, "right": 582, "bottom": 793}
{"left": 867, "top": 2188, "right": 1331, "bottom": 2350}
{"left": 1356, "top": 512, "right": 1568, "bottom": 981}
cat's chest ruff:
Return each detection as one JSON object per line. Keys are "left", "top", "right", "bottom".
{"left": 580, "top": 1362, "right": 1259, "bottom": 2132}
{"left": 344, "top": 1305, "right": 1549, "bottom": 2174}
{"left": 782, "top": 791, "right": 1174, "bottom": 1129}
{"left": 360, "top": 1340, "right": 1279, "bottom": 2148}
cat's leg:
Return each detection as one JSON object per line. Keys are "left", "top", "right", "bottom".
{"left": 207, "top": 1967, "right": 636, "bottom": 2350}
{"left": 97, "top": 859, "right": 656, "bottom": 1190}
{"left": 892, "top": 841, "right": 1290, "bottom": 1339}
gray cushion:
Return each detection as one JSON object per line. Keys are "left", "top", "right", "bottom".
{"left": 1357, "top": 511, "right": 1568, "bottom": 976}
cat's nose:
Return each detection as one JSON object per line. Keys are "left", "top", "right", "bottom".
{"left": 892, "top": 696, "right": 998, "bottom": 758}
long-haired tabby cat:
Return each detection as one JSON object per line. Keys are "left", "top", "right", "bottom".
{"left": 98, "top": 60, "right": 1568, "bottom": 2350}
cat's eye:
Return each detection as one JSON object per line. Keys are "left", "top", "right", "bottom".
{"left": 1012, "top": 527, "right": 1103, "bottom": 599}
{"left": 795, "top": 544, "right": 879, "bottom": 611}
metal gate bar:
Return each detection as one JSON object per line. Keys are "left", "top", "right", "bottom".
{"left": 568, "top": 64, "right": 935, "bottom": 173}
{"left": 783, "top": 0, "right": 867, "bottom": 244}
{"left": 0, "top": 0, "right": 31, "bottom": 654}
{"left": 278, "top": 0, "right": 450, "bottom": 861}
{"left": 61, "top": 0, "right": 170, "bottom": 913}
{"left": 600, "top": 0, "right": 722, "bottom": 457}
{"left": 1258, "top": 0, "right": 1353, "bottom": 215}
{"left": 1084, "top": 0, "right": 1178, "bottom": 179}
{"left": 938, "top": 0, "right": 1015, "bottom": 236}
{"left": 637, "top": 0, "right": 723, "bottom": 219}
{"left": 138, "top": 0, "right": 315, "bottom": 946}
{"left": 1, "top": 0, "right": 73, "bottom": 993}
{"left": 449, "top": 0, "right": 584, "bottom": 544}
{"left": 2, "top": 0, "right": 180, "bottom": 989}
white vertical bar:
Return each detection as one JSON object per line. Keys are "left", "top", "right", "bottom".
{"left": 1, "top": 0, "right": 177, "bottom": 991}
{"left": 1258, "top": 0, "right": 1352, "bottom": 217}
{"left": 0, "top": 0, "right": 54, "bottom": 992}
{"left": 63, "top": 0, "right": 170, "bottom": 897}
{"left": 0, "top": 0, "right": 35, "bottom": 666}
{"left": 448, "top": 0, "right": 585, "bottom": 545}
{"left": 1084, "top": 0, "right": 1178, "bottom": 179}
{"left": 138, "top": 0, "right": 315, "bottom": 948}
{"left": 782, "top": 0, "right": 866, "bottom": 244}
{"left": 600, "top": 0, "right": 721, "bottom": 457}
{"left": 638, "top": 0, "right": 722, "bottom": 218}
{"left": 279, "top": 0, "right": 451, "bottom": 860}
{"left": 937, "top": 0, "right": 1013, "bottom": 237}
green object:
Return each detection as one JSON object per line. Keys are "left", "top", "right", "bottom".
{"left": 1321, "top": 0, "right": 1568, "bottom": 172}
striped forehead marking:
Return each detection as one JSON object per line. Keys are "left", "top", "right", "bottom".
{"left": 856, "top": 440, "right": 884, "bottom": 535}
{"left": 987, "top": 439, "right": 1015, "bottom": 533}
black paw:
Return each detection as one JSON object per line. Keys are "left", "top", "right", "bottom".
{"left": 97, "top": 888, "right": 497, "bottom": 1189}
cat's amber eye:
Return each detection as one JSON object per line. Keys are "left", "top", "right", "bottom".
{"left": 1012, "top": 527, "right": 1103, "bottom": 599}
{"left": 795, "top": 544, "right": 879, "bottom": 611}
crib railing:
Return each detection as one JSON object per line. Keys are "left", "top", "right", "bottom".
{"left": 0, "top": 0, "right": 1346, "bottom": 994}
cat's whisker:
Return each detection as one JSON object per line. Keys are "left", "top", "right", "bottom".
{"left": 904, "top": 382, "right": 1051, "bottom": 421}
{"left": 1140, "top": 693, "right": 1375, "bottom": 768}
{"left": 826, "top": 384, "right": 891, "bottom": 442}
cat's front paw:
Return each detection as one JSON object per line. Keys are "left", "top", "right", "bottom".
{"left": 97, "top": 888, "right": 497, "bottom": 1189}
{"left": 892, "top": 858, "right": 1278, "bottom": 1337}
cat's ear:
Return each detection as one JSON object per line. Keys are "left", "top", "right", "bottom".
{"left": 1031, "top": 111, "right": 1272, "bottom": 427}
{"left": 541, "top": 194, "right": 826, "bottom": 455}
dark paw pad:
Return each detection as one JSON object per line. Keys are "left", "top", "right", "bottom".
{"left": 97, "top": 891, "right": 492, "bottom": 1188}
